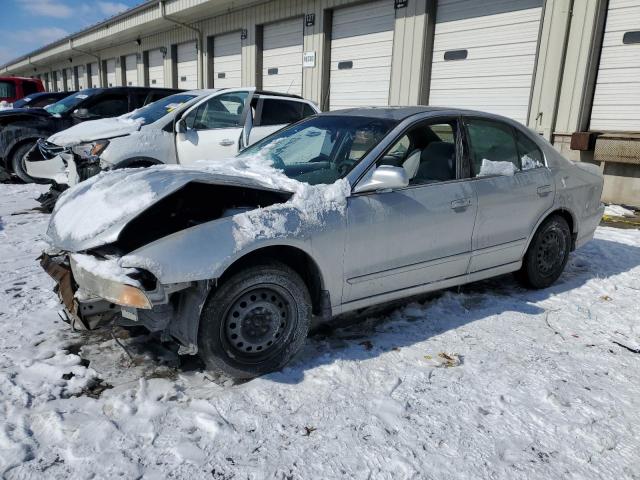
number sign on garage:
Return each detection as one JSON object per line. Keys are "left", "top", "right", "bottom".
{"left": 429, "top": 0, "right": 543, "bottom": 125}
{"left": 262, "top": 18, "right": 304, "bottom": 96}
{"left": 329, "top": 0, "right": 395, "bottom": 110}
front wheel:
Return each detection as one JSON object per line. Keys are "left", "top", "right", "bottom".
{"left": 517, "top": 215, "right": 571, "bottom": 289}
{"left": 198, "top": 262, "right": 311, "bottom": 379}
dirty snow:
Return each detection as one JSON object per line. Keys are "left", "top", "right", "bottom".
{"left": 2, "top": 183, "right": 640, "bottom": 479}
{"left": 604, "top": 204, "right": 636, "bottom": 218}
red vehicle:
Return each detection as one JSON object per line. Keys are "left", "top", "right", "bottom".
{"left": 0, "top": 77, "right": 45, "bottom": 104}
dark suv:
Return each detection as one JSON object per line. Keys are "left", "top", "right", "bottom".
{"left": 0, "top": 86, "right": 180, "bottom": 182}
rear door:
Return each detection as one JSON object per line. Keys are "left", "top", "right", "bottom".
{"left": 175, "top": 88, "right": 254, "bottom": 163}
{"left": 177, "top": 41, "right": 198, "bottom": 89}
{"left": 148, "top": 49, "right": 165, "bottom": 87}
{"left": 262, "top": 18, "right": 304, "bottom": 96}
{"left": 463, "top": 117, "right": 553, "bottom": 272}
{"left": 250, "top": 98, "right": 316, "bottom": 144}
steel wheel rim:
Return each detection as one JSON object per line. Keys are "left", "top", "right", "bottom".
{"left": 537, "top": 228, "right": 566, "bottom": 276}
{"left": 222, "top": 284, "right": 294, "bottom": 360}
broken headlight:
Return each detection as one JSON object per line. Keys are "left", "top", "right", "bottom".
{"left": 71, "top": 139, "right": 110, "bottom": 159}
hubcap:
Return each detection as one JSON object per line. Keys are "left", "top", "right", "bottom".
{"left": 224, "top": 287, "right": 290, "bottom": 355}
{"left": 537, "top": 228, "right": 565, "bottom": 276}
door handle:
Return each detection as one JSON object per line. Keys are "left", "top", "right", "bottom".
{"left": 450, "top": 198, "right": 472, "bottom": 210}
{"left": 537, "top": 185, "right": 553, "bottom": 196}
{"left": 219, "top": 139, "right": 235, "bottom": 146}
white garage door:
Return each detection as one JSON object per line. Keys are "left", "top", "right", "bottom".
{"left": 213, "top": 32, "right": 242, "bottom": 88}
{"left": 64, "top": 68, "right": 72, "bottom": 91}
{"left": 77, "top": 65, "right": 85, "bottom": 90}
{"left": 105, "top": 59, "right": 117, "bottom": 87}
{"left": 89, "top": 62, "right": 100, "bottom": 88}
{"left": 125, "top": 54, "right": 139, "bottom": 86}
{"left": 56, "top": 71, "right": 64, "bottom": 92}
{"left": 177, "top": 41, "right": 198, "bottom": 89}
{"left": 262, "top": 18, "right": 303, "bottom": 96}
{"left": 148, "top": 49, "right": 165, "bottom": 87}
{"left": 329, "top": 0, "right": 395, "bottom": 110}
{"left": 429, "top": 0, "right": 543, "bottom": 125}
{"left": 590, "top": 0, "right": 640, "bottom": 131}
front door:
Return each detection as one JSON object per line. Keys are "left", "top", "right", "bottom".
{"left": 463, "top": 117, "right": 554, "bottom": 272}
{"left": 343, "top": 118, "right": 477, "bottom": 303}
{"left": 176, "top": 89, "right": 253, "bottom": 164}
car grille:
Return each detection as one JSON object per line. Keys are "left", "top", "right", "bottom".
{"left": 37, "top": 138, "right": 69, "bottom": 160}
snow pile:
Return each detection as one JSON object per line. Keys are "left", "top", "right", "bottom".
{"left": 521, "top": 153, "right": 544, "bottom": 169}
{"left": 604, "top": 204, "right": 635, "bottom": 218}
{"left": 48, "top": 116, "right": 143, "bottom": 147}
{"left": 478, "top": 158, "right": 517, "bottom": 177}
{"left": 72, "top": 253, "right": 140, "bottom": 286}
{"left": 50, "top": 170, "right": 159, "bottom": 244}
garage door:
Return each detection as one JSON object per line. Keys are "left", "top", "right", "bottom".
{"left": 125, "top": 54, "right": 138, "bottom": 86}
{"left": 89, "top": 62, "right": 99, "bottom": 88}
{"left": 105, "top": 59, "right": 117, "bottom": 87}
{"left": 213, "top": 31, "right": 242, "bottom": 88}
{"left": 590, "top": 0, "right": 640, "bottom": 131}
{"left": 64, "top": 68, "right": 73, "bottom": 91}
{"left": 262, "top": 18, "right": 303, "bottom": 96}
{"left": 148, "top": 49, "right": 165, "bottom": 87}
{"left": 429, "top": 0, "right": 543, "bottom": 125}
{"left": 177, "top": 41, "right": 198, "bottom": 89}
{"left": 329, "top": 0, "right": 395, "bottom": 110}
{"left": 77, "top": 65, "right": 85, "bottom": 90}
{"left": 55, "top": 71, "right": 64, "bottom": 92}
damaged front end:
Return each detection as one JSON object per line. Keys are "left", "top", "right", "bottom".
{"left": 40, "top": 251, "right": 209, "bottom": 353}
{"left": 42, "top": 168, "right": 296, "bottom": 353}
{"left": 25, "top": 138, "right": 102, "bottom": 186}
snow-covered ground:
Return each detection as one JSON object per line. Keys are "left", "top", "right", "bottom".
{"left": 1, "top": 183, "right": 639, "bottom": 479}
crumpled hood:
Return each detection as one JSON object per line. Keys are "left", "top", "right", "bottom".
{"left": 47, "top": 164, "right": 294, "bottom": 252}
{"left": 48, "top": 116, "right": 142, "bottom": 147}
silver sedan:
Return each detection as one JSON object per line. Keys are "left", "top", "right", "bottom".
{"left": 41, "top": 107, "right": 605, "bottom": 378}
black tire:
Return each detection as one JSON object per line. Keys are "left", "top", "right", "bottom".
{"left": 198, "top": 262, "right": 311, "bottom": 379}
{"left": 11, "top": 142, "right": 40, "bottom": 184}
{"left": 517, "top": 215, "right": 571, "bottom": 289}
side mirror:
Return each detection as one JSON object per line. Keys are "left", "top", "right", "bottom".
{"left": 353, "top": 165, "right": 409, "bottom": 194}
{"left": 175, "top": 118, "right": 186, "bottom": 141}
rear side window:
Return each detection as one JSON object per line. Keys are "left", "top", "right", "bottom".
{"left": 259, "top": 99, "right": 309, "bottom": 126}
{"left": 0, "top": 81, "right": 16, "bottom": 99}
{"left": 22, "top": 81, "right": 40, "bottom": 95}
{"left": 185, "top": 91, "right": 248, "bottom": 130}
{"left": 86, "top": 94, "right": 129, "bottom": 117}
{"left": 515, "top": 130, "right": 545, "bottom": 170}
{"left": 465, "top": 118, "right": 520, "bottom": 177}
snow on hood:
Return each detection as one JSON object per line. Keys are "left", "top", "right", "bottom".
{"left": 48, "top": 142, "right": 351, "bottom": 252}
{"left": 48, "top": 116, "right": 143, "bottom": 147}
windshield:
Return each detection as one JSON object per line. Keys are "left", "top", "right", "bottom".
{"left": 130, "top": 93, "right": 197, "bottom": 124}
{"left": 238, "top": 115, "right": 397, "bottom": 185}
{"left": 44, "top": 89, "right": 97, "bottom": 114}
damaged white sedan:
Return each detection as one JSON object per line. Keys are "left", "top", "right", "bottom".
{"left": 41, "top": 107, "right": 605, "bottom": 378}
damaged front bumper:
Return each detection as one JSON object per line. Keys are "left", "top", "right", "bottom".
{"left": 25, "top": 141, "right": 102, "bottom": 186}
{"left": 40, "top": 253, "right": 198, "bottom": 349}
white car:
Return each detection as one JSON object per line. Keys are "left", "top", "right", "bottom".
{"left": 25, "top": 88, "right": 319, "bottom": 187}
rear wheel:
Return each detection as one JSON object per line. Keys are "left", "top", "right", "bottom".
{"left": 198, "top": 262, "right": 311, "bottom": 379}
{"left": 517, "top": 215, "right": 571, "bottom": 289}
{"left": 11, "top": 142, "right": 40, "bottom": 183}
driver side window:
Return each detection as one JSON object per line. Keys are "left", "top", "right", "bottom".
{"left": 377, "top": 120, "right": 459, "bottom": 186}
{"left": 185, "top": 91, "right": 249, "bottom": 130}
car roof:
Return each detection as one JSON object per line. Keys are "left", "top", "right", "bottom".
{"left": 319, "top": 106, "right": 529, "bottom": 126}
